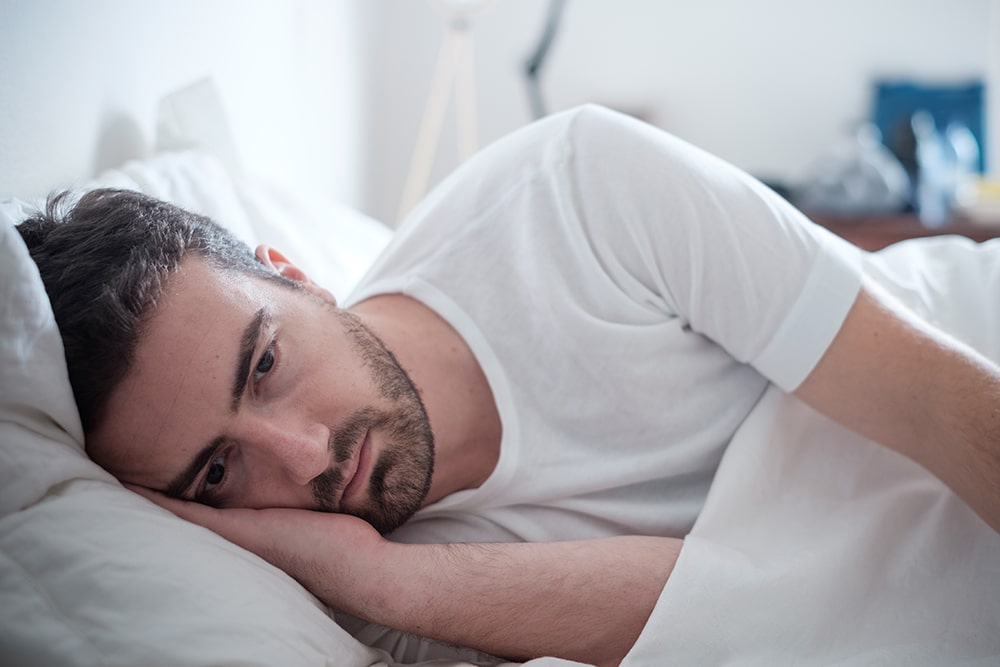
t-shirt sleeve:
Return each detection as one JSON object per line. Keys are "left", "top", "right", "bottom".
{"left": 563, "top": 105, "right": 862, "bottom": 391}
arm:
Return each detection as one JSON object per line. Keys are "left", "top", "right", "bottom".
{"left": 132, "top": 489, "right": 679, "bottom": 667}
{"left": 795, "top": 277, "right": 1000, "bottom": 533}
{"left": 378, "top": 534, "right": 677, "bottom": 666}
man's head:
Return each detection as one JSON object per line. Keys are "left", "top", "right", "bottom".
{"left": 17, "top": 189, "right": 434, "bottom": 533}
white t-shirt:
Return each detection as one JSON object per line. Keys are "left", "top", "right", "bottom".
{"left": 345, "top": 104, "right": 863, "bottom": 546}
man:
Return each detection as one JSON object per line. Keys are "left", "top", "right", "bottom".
{"left": 17, "top": 105, "right": 1000, "bottom": 665}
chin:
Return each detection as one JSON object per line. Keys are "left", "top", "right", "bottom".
{"left": 359, "top": 450, "right": 433, "bottom": 534}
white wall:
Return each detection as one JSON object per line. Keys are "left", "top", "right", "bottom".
{"left": 0, "top": 0, "right": 363, "bottom": 206}
{"left": 2, "top": 1, "right": 996, "bottom": 226}
{"left": 359, "top": 0, "right": 998, "bottom": 224}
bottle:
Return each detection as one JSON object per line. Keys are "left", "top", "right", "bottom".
{"left": 946, "top": 121, "right": 980, "bottom": 210}
{"left": 912, "top": 110, "right": 951, "bottom": 228}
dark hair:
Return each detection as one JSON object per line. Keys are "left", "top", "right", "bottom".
{"left": 16, "top": 188, "right": 286, "bottom": 434}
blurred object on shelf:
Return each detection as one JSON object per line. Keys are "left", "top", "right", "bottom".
{"left": 911, "top": 110, "right": 953, "bottom": 227}
{"left": 911, "top": 112, "right": 981, "bottom": 228}
{"left": 872, "top": 80, "right": 986, "bottom": 229}
{"left": 794, "top": 122, "right": 909, "bottom": 217}
{"left": 947, "top": 122, "right": 982, "bottom": 214}
{"left": 871, "top": 80, "right": 984, "bottom": 229}
{"left": 874, "top": 80, "right": 985, "bottom": 174}
{"left": 954, "top": 178, "right": 1000, "bottom": 227}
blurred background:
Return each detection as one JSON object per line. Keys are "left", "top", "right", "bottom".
{"left": 1, "top": 0, "right": 997, "bottom": 231}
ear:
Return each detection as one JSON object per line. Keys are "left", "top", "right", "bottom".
{"left": 254, "top": 245, "right": 337, "bottom": 306}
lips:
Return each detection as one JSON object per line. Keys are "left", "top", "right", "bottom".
{"left": 340, "top": 429, "right": 372, "bottom": 505}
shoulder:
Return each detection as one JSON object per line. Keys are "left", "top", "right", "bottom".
{"left": 458, "top": 104, "right": 646, "bottom": 177}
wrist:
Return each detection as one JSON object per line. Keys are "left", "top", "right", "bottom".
{"left": 327, "top": 535, "right": 418, "bottom": 624}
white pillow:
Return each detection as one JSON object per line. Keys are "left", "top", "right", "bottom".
{"left": 0, "top": 217, "right": 394, "bottom": 666}
{"left": 0, "top": 152, "right": 552, "bottom": 667}
{"left": 0, "top": 207, "right": 103, "bottom": 516}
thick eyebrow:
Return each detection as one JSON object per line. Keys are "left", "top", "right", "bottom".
{"left": 166, "top": 436, "right": 224, "bottom": 499}
{"left": 231, "top": 307, "right": 270, "bottom": 413}
{"left": 163, "top": 307, "right": 269, "bottom": 500}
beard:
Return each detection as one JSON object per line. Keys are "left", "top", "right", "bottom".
{"left": 309, "top": 308, "right": 435, "bottom": 534}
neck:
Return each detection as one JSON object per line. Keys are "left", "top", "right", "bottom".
{"left": 350, "top": 293, "right": 501, "bottom": 505}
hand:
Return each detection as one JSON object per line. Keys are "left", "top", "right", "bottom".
{"left": 126, "top": 485, "right": 389, "bottom": 616}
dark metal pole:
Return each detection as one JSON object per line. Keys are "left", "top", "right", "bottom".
{"left": 524, "top": 0, "right": 567, "bottom": 119}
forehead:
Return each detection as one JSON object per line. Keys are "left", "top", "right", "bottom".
{"left": 143, "top": 259, "right": 265, "bottom": 338}
{"left": 86, "top": 257, "right": 273, "bottom": 484}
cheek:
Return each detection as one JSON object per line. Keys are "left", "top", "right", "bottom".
{"left": 292, "top": 337, "right": 371, "bottom": 402}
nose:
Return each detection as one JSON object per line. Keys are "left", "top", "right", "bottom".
{"left": 244, "top": 417, "right": 331, "bottom": 486}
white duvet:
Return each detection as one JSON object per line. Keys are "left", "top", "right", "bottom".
{"left": 2, "top": 146, "right": 999, "bottom": 666}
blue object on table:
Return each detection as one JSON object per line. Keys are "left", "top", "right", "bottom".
{"left": 873, "top": 80, "right": 985, "bottom": 174}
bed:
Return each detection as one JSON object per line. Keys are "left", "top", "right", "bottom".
{"left": 3, "top": 82, "right": 1000, "bottom": 665}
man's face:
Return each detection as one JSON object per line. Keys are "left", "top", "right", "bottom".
{"left": 87, "top": 256, "right": 434, "bottom": 534}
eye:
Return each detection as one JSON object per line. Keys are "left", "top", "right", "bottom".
{"left": 253, "top": 343, "right": 276, "bottom": 384}
{"left": 203, "top": 454, "right": 227, "bottom": 494}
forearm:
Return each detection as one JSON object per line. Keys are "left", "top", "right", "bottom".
{"left": 259, "top": 526, "right": 679, "bottom": 665}
{"left": 796, "top": 278, "right": 1000, "bottom": 532}
{"left": 355, "top": 536, "right": 680, "bottom": 666}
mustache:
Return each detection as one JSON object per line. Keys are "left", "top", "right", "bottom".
{"left": 311, "top": 407, "right": 387, "bottom": 510}
{"left": 331, "top": 407, "right": 381, "bottom": 462}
